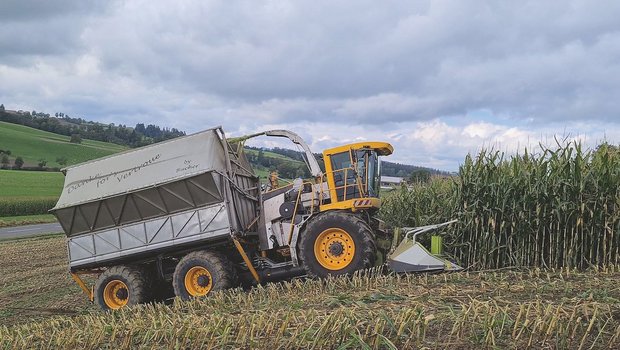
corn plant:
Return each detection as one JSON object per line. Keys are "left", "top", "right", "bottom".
{"left": 382, "top": 141, "right": 620, "bottom": 269}
{"left": 0, "top": 197, "right": 57, "bottom": 216}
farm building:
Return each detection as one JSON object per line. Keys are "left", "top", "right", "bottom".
{"left": 380, "top": 175, "right": 405, "bottom": 190}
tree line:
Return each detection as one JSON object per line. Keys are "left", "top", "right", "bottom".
{"left": 0, "top": 104, "right": 442, "bottom": 180}
{"left": 0, "top": 108, "right": 185, "bottom": 148}
{"left": 245, "top": 148, "right": 312, "bottom": 179}
{"left": 245, "top": 146, "right": 446, "bottom": 182}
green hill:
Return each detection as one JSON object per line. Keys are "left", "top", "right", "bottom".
{"left": 245, "top": 148, "right": 303, "bottom": 161}
{"left": 0, "top": 121, "right": 126, "bottom": 168}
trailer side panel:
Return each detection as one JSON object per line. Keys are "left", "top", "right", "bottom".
{"left": 68, "top": 202, "right": 230, "bottom": 268}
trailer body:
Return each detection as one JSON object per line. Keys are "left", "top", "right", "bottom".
{"left": 51, "top": 127, "right": 259, "bottom": 270}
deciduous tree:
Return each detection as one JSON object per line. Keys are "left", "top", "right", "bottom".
{"left": 13, "top": 157, "right": 24, "bottom": 170}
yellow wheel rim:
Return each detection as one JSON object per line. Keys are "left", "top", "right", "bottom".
{"left": 103, "top": 280, "right": 129, "bottom": 310}
{"left": 314, "top": 228, "right": 356, "bottom": 270}
{"left": 184, "top": 266, "right": 213, "bottom": 296}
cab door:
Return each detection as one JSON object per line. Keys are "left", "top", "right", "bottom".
{"left": 325, "top": 150, "right": 362, "bottom": 202}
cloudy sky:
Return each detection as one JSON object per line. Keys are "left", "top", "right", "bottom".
{"left": 1, "top": 1, "right": 619, "bottom": 170}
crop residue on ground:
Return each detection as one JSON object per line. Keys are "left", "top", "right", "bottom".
{"left": 1, "top": 235, "right": 619, "bottom": 349}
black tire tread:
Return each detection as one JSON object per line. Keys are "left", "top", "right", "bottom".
{"left": 299, "top": 211, "right": 376, "bottom": 278}
{"left": 94, "top": 265, "right": 150, "bottom": 311}
{"left": 172, "top": 250, "right": 238, "bottom": 300}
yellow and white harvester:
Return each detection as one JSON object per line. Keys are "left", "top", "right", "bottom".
{"left": 52, "top": 127, "right": 459, "bottom": 310}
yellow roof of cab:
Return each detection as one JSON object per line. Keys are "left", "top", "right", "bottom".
{"left": 323, "top": 141, "right": 393, "bottom": 156}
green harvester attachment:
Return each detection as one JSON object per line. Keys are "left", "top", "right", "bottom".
{"left": 387, "top": 220, "right": 462, "bottom": 273}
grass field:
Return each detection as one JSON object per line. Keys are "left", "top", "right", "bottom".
{"left": 244, "top": 148, "right": 306, "bottom": 162}
{"left": 244, "top": 148, "right": 303, "bottom": 182}
{"left": 0, "top": 121, "right": 126, "bottom": 168}
{"left": 0, "top": 235, "right": 619, "bottom": 349}
{"left": 0, "top": 121, "right": 123, "bottom": 217}
{"left": 0, "top": 214, "right": 56, "bottom": 227}
{"left": 0, "top": 170, "right": 64, "bottom": 197}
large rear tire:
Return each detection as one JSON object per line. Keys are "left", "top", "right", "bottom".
{"left": 299, "top": 211, "right": 376, "bottom": 278}
{"left": 94, "top": 265, "right": 150, "bottom": 311}
{"left": 172, "top": 250, "right": 238, "bottom": 300}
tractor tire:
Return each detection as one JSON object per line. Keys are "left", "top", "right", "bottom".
{"left": 94, "top": 265, "right": 150, "bottom": 311}
{"left": 172, "top": 250, "right": 238, "bottom": 301}
{"left": 299, "top": 211, "right": 376, "bottom": 278}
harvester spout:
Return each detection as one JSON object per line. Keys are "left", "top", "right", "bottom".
{"left": 229, "top": 129, "right": 323, "bottom": 178}
{"left": 387, "top": 220, "right": 462, "bottom": 273}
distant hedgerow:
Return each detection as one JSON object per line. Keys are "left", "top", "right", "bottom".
{"left": 0, "top": 197, "right": 58, "bottom": 216}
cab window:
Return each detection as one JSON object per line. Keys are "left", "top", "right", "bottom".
{"left": 330, "top": 151, "right": 360, "bottom": 201}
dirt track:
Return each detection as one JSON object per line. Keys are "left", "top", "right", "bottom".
{"left": 0, "top": 223, "right": 62, "bottom": 240}
{"left": 0, "top": 235, "right": 95, "bottom": 326}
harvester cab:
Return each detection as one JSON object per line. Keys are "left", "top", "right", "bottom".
{"left": 320, "top": 142, "right": 393, "bottom": 211}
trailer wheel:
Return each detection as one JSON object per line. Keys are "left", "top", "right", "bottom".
{"left": 172, "top": 250, "right": 238, "bottom": 300}
{"left": 299, "top": 211, "right": 376, "bottom": 278}
{"left": 94, "top": 265, "right": 150, "bottom": 311}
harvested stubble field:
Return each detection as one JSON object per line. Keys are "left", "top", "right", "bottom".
{"left": 1, "top": 235, "right": 620, "bottom": 349}
{"left": 0, "top": 235, "right": 95, "bottom": 324}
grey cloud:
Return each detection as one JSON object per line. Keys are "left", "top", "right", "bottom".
{"left": 0, "top": 20, "right": 83, "bottom": 59}
{"left": 64, "top": 0, "right": 620, "bottom": 126}
{"left": 0, "top": 0, "right": 110, "bottom": 21}
{"left": 0, "top": 1, "right": 115, "bottom": 58}
{"left": 1, "top": 0, "right": 619, "bottom": 169}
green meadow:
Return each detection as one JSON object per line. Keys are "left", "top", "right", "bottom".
{"left": 0, "top": 170, "right": 64, "bottom": 198}
{"left": 0, "top": 121, "right": 126, "bottom": 168}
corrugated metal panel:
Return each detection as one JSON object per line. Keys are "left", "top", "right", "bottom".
{"left": 53, "top": 128, "right": 226, "bottom": 210}
{"left": 56, "top": 172, "right": 223, "bottom": 236}
{"left": 68, "top": 203, "right": 230, "bottom": 268}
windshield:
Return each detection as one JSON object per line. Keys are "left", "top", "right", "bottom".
{"left": 330, "top": 149, "right": 381, "bottom": 201}
{"left": 330, "top": 151, "right": 358, "bottom": 201}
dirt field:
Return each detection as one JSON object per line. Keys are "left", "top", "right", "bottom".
{"left": 1, "top": 235, "right": 619, "bottom": 349}
{"left": 0, "top": 235, "right": 95, "bottom": 326}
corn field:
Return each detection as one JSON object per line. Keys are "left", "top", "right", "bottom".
{"left": 381, "top": 142, "right": 620, "bottom": 269}
{"left": 0, "top": 197, "right": 57, "bottom": 216}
